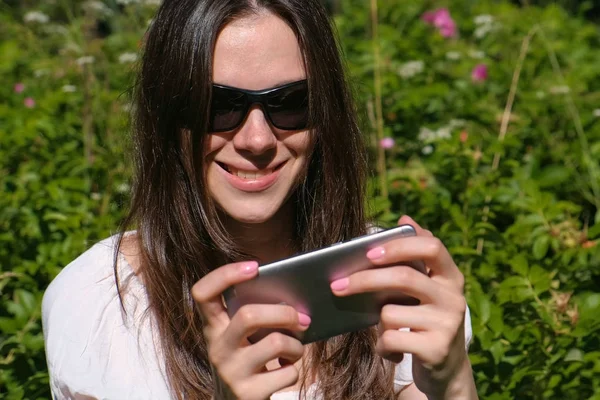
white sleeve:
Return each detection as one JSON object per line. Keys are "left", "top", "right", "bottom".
{"left": 42, "top": 237, "right": 171, "bottom": 400}
{"left": 393, "top": 304, "right": 473, "bottom": 389}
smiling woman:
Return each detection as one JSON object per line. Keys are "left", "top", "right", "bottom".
{"left": 205, "top": 14, "right": 313, "bottom": 235}
{"left": 41, "top": 1, "right": 476, "bottom": 399}
{"left": 205, "top": 13, "right": 312, "bottom": 224}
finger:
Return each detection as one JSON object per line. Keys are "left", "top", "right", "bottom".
{"left": 224, "top": 304, "right": 310, "bottom": 349}
{"left": 191, "top": 261, "right": 258, "bottom": 321}
{"left": 376, "top": 329, "right": 465, "bottom": 369}
{"left": 331, "top": 265, "right": 440, "bottom": 304}
{"left": 244, "top": 332, "right": 305, "bottom": 373}
{"left": 376, "top": 329, "right": 442, "bottom": 366}
{"left": 379, "top": 303, "right": 464, "bottom": 333}
{"left": 397, "top": 215, "right": 433, "bottom": 237}
{"left": 243, "top": 364, "right": 301, "bottom": 399}
{"left": 366, "top": 236, "right": 462, "bottom": 282}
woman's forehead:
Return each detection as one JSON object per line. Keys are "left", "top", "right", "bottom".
{"left": 212, "top": 12, "right": 306, "bottom": 90}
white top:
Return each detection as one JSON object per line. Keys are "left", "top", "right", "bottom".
{"left": 43, "top": 234, "right": 472, "bottom": 399}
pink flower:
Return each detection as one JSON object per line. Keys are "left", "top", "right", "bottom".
{"left": 422, "top": 8, "right": 457, "bottom": 38}
{"left": 438, "top": 20, "right": 457, "bottom": 38}
{"left": 379, "top": 137, "right": 395, "bottom": 149}
{"left": 421, "top": 10, "right": 438, "bottom": 24}
{"left": 471, "top": 64, "right": 488, "bottom": 82}
{"left": 24, "top": 97, "right": 35, "bottom": 108}
{"left": 14, "top": 83, "right": 25, "bottom": 93}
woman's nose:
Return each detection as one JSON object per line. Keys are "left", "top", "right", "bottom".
{"left": 232, "top": 106, "right": 277, "bottom": 155}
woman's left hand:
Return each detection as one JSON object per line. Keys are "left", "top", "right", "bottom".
{"left": 330, "top": 216, "right": 474, "bottom": 398}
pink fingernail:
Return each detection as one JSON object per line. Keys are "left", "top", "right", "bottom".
{"left": 330, "top": 278, "right": 349, "bottom": 291}
{"left": 366, "top": 247, "right": 385, "bottom": 260}
{"left": 298, "top": 312, "right": 311, "bottom": 326}
{"left": 240, "top": 261, "right": 258, "bottom": 274}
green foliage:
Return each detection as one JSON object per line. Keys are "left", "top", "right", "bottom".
{"left": 338, "top": 0, "right": 600, "bottom": 398}
{"left": 0, "top": 1, "right": 145, "bottom": 397}
{"left": 1, "top": 0, "right": 599, "bottom": 399}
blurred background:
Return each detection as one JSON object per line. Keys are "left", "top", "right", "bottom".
{"left": 1, "top": 0, "right": 599, "bottom": 398}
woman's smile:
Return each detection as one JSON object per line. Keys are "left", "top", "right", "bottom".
{"left": 215, "top": 160, "right": 287, "bottom": 192}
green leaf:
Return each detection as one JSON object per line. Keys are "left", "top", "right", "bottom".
{"left": 583, "top": 351, "right": 600, "bottom": 363}
{"left": 588, "top": 221, "right": 600, "bottom": 239}
{"left": 519, "top": 214, "right": 545, "bottom": 226}
{"left": 488, "top": 303, "right": 505, "bottom": 334}
{"left": 497, "top": 276, "right": 532, "bottom": 304}
{"left": 536, "top": 165, "right": 571, "bottom": 188}
{"left": 449, "top": 247, "right": 480, "bottom": 256}
{"left": 15, "top": 289, "right": 36, "bottom": 315}
{"left": 468, "top": 353, "right": 488, "bottom": 366}
{"left": 532, "top": 236, "right": 550, "bottom": 260}
{"left": 573, "top": 292, "right": 600, "bottom": 337}
{"left": 529, "top": 265, "right": 552, "bottom": 295}
{"left": 467, "top": 280, "right": 491, "bottom": 325}
{"left": 21, "top": 333, "right": 45, "bottom": 352}
{"left": 503, "top": 326, "right": 521, "bottom": 343}
{"left": 564, "top": 348, "right": 584, "bottom": 362}
{"left": 371, "top": 196, "right": 391, "bottom": 215}
{"left": 510, "top": 254, "right": 529, "bottom": 276}
{"left": 473, "top": 222, "right": 497, "bottom": 232}
{"left": 0, "top": 316, "right": 19, "bottom": 334}
{"left": 488, "top": 341, "right": 505, "bottom": 365}
{"left": 579, "top": 293, "right": 600, "bottom": 321}
{"left": 449, "top": 204, "right": 468, "bottom": 231}
{"left": 6, "top": 301, "right": 26, "bottom": 321}
{"left": 0, "top": 40, "right": 20, "bottom": 73}
{"left": 547, "top": 374, "right": 562, "bottom": 389}
{"left": 478, "top": 296, "right": 491, "bottom": 326}
{"left": 502, "top": 354, "right": 524, "bottom": 365}
{"left": 500, "top": 276, "right": 529, "bottom": 288}
{"left": 506, "top": 366, "right": 533, "bottom": 389}
{"left": 43, "top": 212, "right": 68, "bottom": 221}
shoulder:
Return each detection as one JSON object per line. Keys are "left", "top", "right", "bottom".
{"left": 42, "top": 232, "right": 145, "bottom": 320}
{"left": 42, "top": 234, "right": 138, "bottom": 328}
{"left": 42, "top": 233, "right": 171, "bottom": 399}
{"left": 43, "top": 235, "right": 120, "bottom": 303}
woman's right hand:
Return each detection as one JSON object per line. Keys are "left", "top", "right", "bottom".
{"left": 191, "top": 261, "right": 311, "bottom": 400}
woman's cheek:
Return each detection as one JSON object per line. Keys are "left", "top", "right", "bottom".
{"left": 203, "top": 134, "right": 228, "bottom": 158}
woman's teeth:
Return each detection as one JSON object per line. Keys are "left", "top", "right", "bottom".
{"left": 228, "top": 166, "right": 274, "bottom": 179}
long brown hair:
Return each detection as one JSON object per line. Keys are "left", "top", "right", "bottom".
{"left": 115, "top": 0, "right": 395, "bottom": 398}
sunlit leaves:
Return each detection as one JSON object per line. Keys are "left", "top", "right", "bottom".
{"left": 342, "top": 0, "right": 600, "bottom": 398}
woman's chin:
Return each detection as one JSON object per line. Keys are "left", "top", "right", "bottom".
{"left": 222, "top": 208, "right": 279, "bottom": 225}
{"left": 214, "top": 196, "right": 294, "bottom": 226}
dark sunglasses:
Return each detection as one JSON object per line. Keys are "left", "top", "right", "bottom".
{"left": 209, "top": 80, "right": 309, "bottom": 132}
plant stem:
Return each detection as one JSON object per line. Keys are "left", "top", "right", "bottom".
{"left": 537, "top": 29, "right": 600, "bottom": 208}
{"left": 366, "top": 98, "right": 378, "bottom": 149}
{"left": 477, "top": 27, "right": 539, "bottom": 255}
{"left": 369, "top": 0, "right": 388, "bottom": 203}
{"left": 82, "top": 64, "right": 94, "bottom": 166}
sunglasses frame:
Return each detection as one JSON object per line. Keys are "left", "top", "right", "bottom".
{"left": 209, "top": 79, "right": 309, "bottom": 133}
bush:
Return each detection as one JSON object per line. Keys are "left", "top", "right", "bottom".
{"left": 1, "top": 1, "right": 599, "bottom": 398}
{"left": 337, "top": 1, "right": 600, "bottom": 398}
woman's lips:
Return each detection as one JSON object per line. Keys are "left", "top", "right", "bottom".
{"left": 216, "top": 161, "right": 285, "bottom": 192}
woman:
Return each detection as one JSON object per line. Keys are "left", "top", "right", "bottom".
{"left": 42, "top": 0, "right": 477, "bottom": 399}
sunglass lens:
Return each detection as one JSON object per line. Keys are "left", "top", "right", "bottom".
{"left": 210, "top": 88, "right": 247, "bottom": 132}
{"left": 267, "top": 83, "right": 308, "bottom": 130}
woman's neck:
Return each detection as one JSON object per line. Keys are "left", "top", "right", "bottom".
{"left": 221, "top": 201, "right": 297, "bottom": 264}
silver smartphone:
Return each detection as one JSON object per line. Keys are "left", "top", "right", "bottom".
{"left": 223, "top": 224, "right": 426, "bottom": 344}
